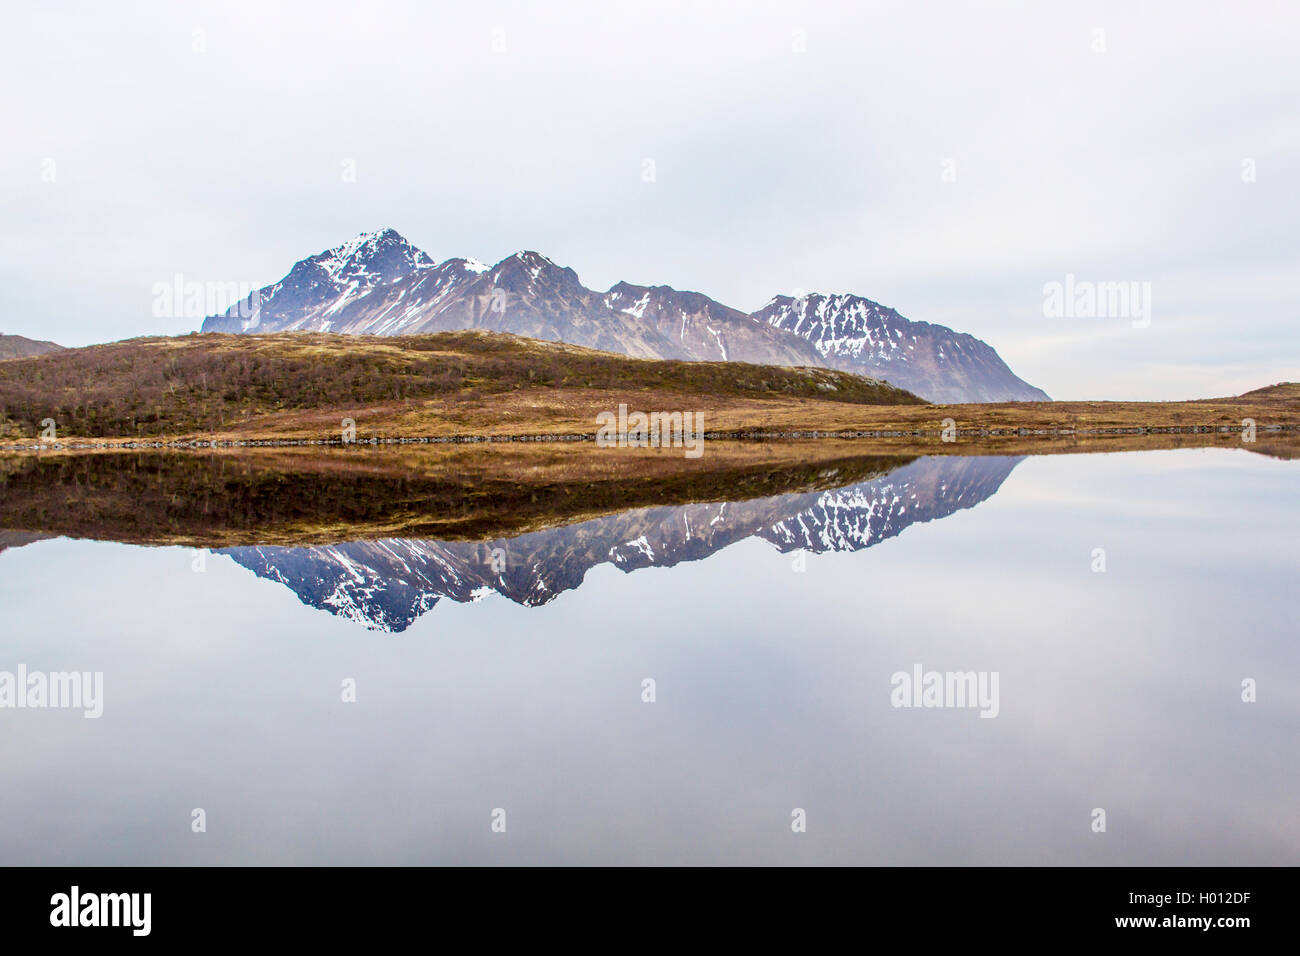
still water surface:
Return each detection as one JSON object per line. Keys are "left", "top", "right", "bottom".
{"left": 1, "top": 447, "right": 1295, "bottom": 864}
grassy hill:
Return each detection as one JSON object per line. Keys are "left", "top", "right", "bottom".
{"left": 1232, "top": 382, "right": 1300, "bottom": 403}
{"left": 0, "top": 330, "right": 925, "bottom": 439}
{"left": 0, "top": 333, "right": 65, "bottom": 361}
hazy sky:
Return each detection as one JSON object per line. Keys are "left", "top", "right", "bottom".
{"left": 2, "top": 1, "right": 1296, "bottom": 400}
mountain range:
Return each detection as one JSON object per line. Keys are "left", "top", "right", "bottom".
{"left": 200, "top": 229, "right": 1048, "bottom": 403}
{"left": 218, "top": 454, "right": 1022, "bottom": 631}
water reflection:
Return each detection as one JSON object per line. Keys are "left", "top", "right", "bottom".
{"left": 217, "top": 455, "right": 1021, "bottom": 630}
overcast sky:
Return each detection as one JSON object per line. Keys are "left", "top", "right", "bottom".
{"left": 2, "top": 0, "right": 1295, "bottom": 400}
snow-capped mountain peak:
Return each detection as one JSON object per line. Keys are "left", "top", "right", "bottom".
{"left": 489, "top": 251, "right": 580, "bottom": 288}
{"left": 512, "top": 250, "right": 557, "bottom": 266}
{"left": 308, "top": 228, "right": 436, "bottom": 285}
{"left": 201, "top": 228, "right": 437, "bottom": 334}
{"left": 752, "top": 292, "right": 1050, "bottom": 403}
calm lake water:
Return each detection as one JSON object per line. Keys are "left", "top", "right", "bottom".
{"left": 1, "top": 446, "right": 1296, "bottom": 864}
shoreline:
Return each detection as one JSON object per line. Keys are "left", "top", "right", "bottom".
{"left": 2, "top": 420, "right": 1295, "bottom": 454}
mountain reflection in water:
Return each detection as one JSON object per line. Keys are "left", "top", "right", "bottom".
{"left": 217, "top": 455, "right": 1021, "bottom": 630}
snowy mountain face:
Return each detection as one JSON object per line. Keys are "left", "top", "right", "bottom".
{"left": 753, "top": 294, "right": 1050, "bottom": 403}
{"left": 202, "top": 229, "right": 439, "bottom": 334}
{"left": 404, "top": 251, "right": 693, "bottom": 360}
{"left": 218, "top": 455, "right": 1023, "bottom": 632}
{"left": 199, "top": 229, "right": 1047, "bottom": 401}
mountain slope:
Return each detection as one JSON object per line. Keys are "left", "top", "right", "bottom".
{"left": 0, "top": 334, "right": 65, "bottom": 361}
{"left": 752, "top": 293, "right": 1050, "bottom": 403}
{"left": 603, "top": 281, "right": 823, "bottom": 366}
{"left": 378, "top": 251, "right": 693, "bottom": 360}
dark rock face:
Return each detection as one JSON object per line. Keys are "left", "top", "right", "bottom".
{"left": 218, "top": 455, "right": 1023, "bottom": 631}
{"left": 200, "top": 229, "right": 1048, "bottom": 402}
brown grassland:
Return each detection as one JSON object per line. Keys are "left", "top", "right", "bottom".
{"left": 0, "top": 329, "right": 919, "bottom": 441}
